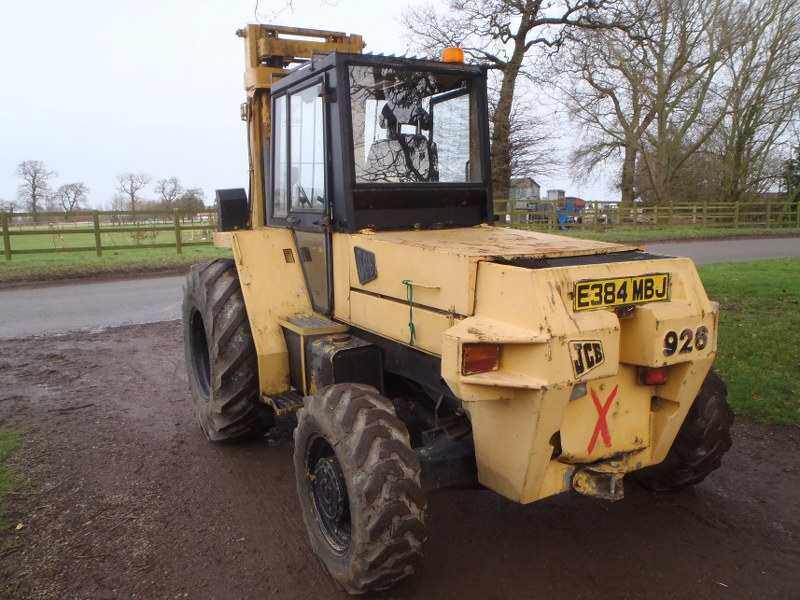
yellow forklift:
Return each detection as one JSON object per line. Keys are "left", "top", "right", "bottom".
{"left": 182, "top": 24, "right": 733, "bottom": 594}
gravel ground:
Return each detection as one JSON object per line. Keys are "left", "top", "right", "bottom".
{"left": 1, "top": 321, "right": 798, "bottom": 599}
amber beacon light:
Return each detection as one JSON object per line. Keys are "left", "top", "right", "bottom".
{"left": 442, "top": 47, "right": 465, "bottom": 63}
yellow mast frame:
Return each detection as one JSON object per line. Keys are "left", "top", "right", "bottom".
{"left": 235, "top": 24, "right": 364, "bottom": 228}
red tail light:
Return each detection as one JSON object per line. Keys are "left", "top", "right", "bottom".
{"left": 640, "top": 366, "right": 668, "bottom": 386}
{"left": 462, "top": 344, "right": 500, "bottom": 375}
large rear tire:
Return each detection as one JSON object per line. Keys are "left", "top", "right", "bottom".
{"left": 633, "top": 370, "right": 733, "bottom": 492}
{"left": 182, "top": 258, "right": 273, "bottom": 442}
{"left": 294, "top": 384, "right": 426, "bottom": 595}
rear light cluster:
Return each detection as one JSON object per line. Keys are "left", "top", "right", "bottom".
{"left": 461, "top": 343, "right": 500, "bottom": 375}
{"left": 461, "top": 344, "right": 668, "bottom": 386}
{"left": 639, "top": 366, "right": 668, "bottom": 386}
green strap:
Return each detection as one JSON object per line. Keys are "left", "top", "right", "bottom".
{"left": 402, "top": 279, "right": 416, "bottom": 346}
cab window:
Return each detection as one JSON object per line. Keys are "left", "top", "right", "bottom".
{"left": 271, "top": 83, "right": 326, "bottom": 218}
{"left": 349, "top": 65, "right": 482, "bottom": 185}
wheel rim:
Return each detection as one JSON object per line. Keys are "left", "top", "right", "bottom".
{"left": 307, "top": 436, "right": 350, "bottom": 553}
{"left": 189, "top": 308, "right": 211, "bottom": 401}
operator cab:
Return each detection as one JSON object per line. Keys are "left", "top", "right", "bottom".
{"left": 267, "top": 52, "right": 493, "bottom": 233}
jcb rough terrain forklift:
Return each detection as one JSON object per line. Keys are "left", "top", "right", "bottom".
{"left": 183, "top": 25, "right": 733, "bottom": 594}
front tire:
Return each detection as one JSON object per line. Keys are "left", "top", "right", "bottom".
{"left": 182, "top": 258, "right": 273, "bottom": 442}
{"left": 294, "top": 384, "right": 426, "bottom": 595}
{"left": 633, "top": 370, "right": 733, "bottom": 491}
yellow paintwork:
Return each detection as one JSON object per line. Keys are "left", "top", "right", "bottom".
{"left": 238, "top": 24, "right": 363, "bottom": 95}
{"left": 224, "top": 224, "right": 717, "bottom": 504}
{"left": 221, "top": 23, "right": 719, "bottom": 506}
{"left": 434, "top": 244, "right": 716, "bottom": 503}
{"left": 337, "top": 225, "right": 640, "bottom": 319}
{"left": 227, "top": 228, "right": 312, "bottom": 394}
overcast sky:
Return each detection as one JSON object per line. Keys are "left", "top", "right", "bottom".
{"left": 0, "top": 0, "right": 610, "bottom": 210}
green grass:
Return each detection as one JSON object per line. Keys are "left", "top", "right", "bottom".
{"left": 528, "top": 225, "right": 800, "bottom": 244}
{"left": 0, "top": 429, "right": 22, "bottom": 528}
{"left": 0, "top": 246, "right": 229, "bottom": 284}
{"left": 698, "top": 258, "right": 800, "bottom": 426}
{"left": 1, "top": 217, "right": 220, "bottom": 284}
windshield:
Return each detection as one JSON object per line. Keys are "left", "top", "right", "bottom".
{"left": 349, "top": 65, "right": 483, "bottom": 185}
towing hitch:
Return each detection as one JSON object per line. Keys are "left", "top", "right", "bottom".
{"left": 572, "top": 461, "right": 626, "bottom": 501}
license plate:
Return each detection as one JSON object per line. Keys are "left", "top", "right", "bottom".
{"left": 573, "top": 273, "right": 670, "bottom": 312}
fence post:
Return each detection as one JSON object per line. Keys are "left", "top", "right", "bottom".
{"left": 174, "top": 210, "right": 183, "bottom": 254}
{"left": 692, "top": 206, "right": 697, "bottom": 224}
{"left": 702, "top": 201, "right": 707, "bottom": 228}
{"left": 734, "top": 202, "right": 740, "bottom": 227}
{"left": 93, "top": 211, "right": 102, "bottom": 257}
{"left": 766, "top": 201, "right": 772, "bottom": 229}
{"left": 2, "top": 212, "right": 11, "bottom": 261}
{"left": 594, "top": 202, "right": 599, "bottom": 232}
{"left": 668, "top": 202, "right": 674, "bottom": 225}
{"left": 653, "top": 205, "right": 658, "bottom": 225}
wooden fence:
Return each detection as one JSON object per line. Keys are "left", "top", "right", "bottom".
{"left": 1, "top": 209, "right": 216, "bottom": 261}
{"left": 494, "top": 199, "right": 800, "bottom": 232}
{"left": 3, "top": 201, "right": 798, "bottom": 260}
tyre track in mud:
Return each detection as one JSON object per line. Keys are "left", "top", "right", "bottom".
{"left": 0, "top": 321, "right": 798, "bottom": 599}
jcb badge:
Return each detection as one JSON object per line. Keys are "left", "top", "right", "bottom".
{"left": 570, "top": 340, "right": 605, "bottom": 377}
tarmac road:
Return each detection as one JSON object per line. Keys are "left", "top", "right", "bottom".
{"left": 646, "top": 236, "right": 800, "bottom": 263}
{"left": 0, "top": 236, "right": 798, "bottom": 340}
{"left": 0, "top": 273, "right": 184, "bottom": 339}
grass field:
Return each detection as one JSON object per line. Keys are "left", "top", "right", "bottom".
{"left": 0, "top": 246, "right": 228, "bottom": 284}
{"left": 5, "top": 222, "right": 212, "bottom": 251}
{"left": 1, "top": 216, "right": 221, "bottom": 284}
{"left": 698, "top": 257, "right": 800, "bottom": 426}
{"left": 0, "top": 429, "right": 21, "bottom": 529}
{"left": 546, "top": 225, "right": 800, "bottom": 243}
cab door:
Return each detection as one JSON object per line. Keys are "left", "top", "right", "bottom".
{"left": 269, "top": 78, "right": 332, "bottom": 314}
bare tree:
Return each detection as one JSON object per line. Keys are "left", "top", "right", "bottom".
{"left": 503, "top": 92, "right": 561, "bottom": 181}
{"left": 558, "top": 17, "right": 656, "bottom": 207}
{"left": 712, "top": 0, "right": 800, "bottom": 203}
{"left": 116, "top": 172, "right": 152, "bottom": 212}
{"left": 16, "top": 160, "right": 56, "bottom": 218}
{"left": 108, "top": 194, "right": 128, "bottom": 212}
{"left": 154, "top": 177, "right": 184, "bottom": 208}
{"left": 562, "top": 0, "right": 799, "bottom": 205}
{"left": 0, "top": 199, "right": 19, "bottom": 214}
{"left": 639, "top": 0, "right": 736, "bottom": 204}
{"left": 402, "top": 0, "right": 625, "bottom": 198}
{"left": 55, "top": 182, "right": 90, "bottom": 215}
{"left": 561, "top": 0, "right": 739, "bottom": 205}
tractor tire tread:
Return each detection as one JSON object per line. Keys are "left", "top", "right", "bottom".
{"left": 183, "top": 258, "right": 272, "bottom": 442}
{"left": 294, "top": 384, "right": 425, "bottom": 595}
{"left": 633, "top": 370, "right": 733, "bottom": 492}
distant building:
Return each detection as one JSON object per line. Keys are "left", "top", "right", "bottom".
{"left": 546, "top": 189, "right": 566, "bottom": 202}
{"left": 510, "top": 177, "right": 541, "bottom": 201}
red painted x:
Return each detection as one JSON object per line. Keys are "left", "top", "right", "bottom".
{"left": 587, "top": 385, "right": 618, "bottom": 454}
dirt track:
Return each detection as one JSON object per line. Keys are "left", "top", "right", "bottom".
{"left": 1, "top": 321, "right": 799, "bottom": 599}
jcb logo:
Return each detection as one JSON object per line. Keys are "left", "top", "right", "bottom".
{"left": 570, "top": 340, "right": 605, "bottom": 377}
